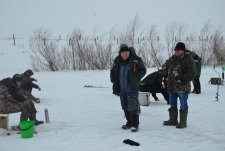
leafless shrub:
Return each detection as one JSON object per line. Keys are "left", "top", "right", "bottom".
{"left": 29, "top": 18, "right": 224, "bottom": 71}
{"left": 29, "top": 28, "right": 59, "bottom": 71}
{"left": 210, "top": 28, "right": 225, "bottom": 65}
{"left": 165, "top": 21, "right": 187, "bottom": 57}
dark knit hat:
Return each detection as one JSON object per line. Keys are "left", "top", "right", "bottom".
{"left": 12, "top": 74, "right": 23, "bottom": 82}
{"left": 174, "top": 42, "right": 186, "bottom": 51}
{"left": 119, "top": 44, "right": 129, "bottom": 53}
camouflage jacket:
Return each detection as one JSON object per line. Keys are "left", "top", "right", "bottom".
{"left": 161, "top": 53, "right": 196, "bottom": 93}
{"left": 21, "top": 74, "right": 39, "bottom": 92}
{"left": 0, "top": 78, "right": 25, "bottom": 103}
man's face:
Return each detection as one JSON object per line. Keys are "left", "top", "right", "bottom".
{"left": 120, "top": 51, "right": 130, "bottom": 61}
{"left": 174, "top": 49, "right": 185, "bottom": 57}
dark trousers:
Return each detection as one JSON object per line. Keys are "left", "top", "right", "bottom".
{"left": 192, "top": 78, "right": 201, "bottom": 93}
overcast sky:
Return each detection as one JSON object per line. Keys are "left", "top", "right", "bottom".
{"left": 0, "top": 0, "right": 224, "bottom": 38}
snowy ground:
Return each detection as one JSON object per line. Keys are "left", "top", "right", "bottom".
{"left": 0, "top": 66, "right": 225, "bottom": 151}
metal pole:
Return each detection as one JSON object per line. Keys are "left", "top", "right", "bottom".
{"left": 45, "top": 108, "right": 50, "bottom": 123}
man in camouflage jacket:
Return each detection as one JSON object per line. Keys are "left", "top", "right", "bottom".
{"left": 161, "top": 42, "right": 196, "bottom": 129}
{"left": 110, "top": 44, "right": 146, "bottom": 132}
{"left": 21, "top": 69, "right": 41, "bottom": 103}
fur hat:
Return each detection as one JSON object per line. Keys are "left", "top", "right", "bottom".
{"left": 174, "top": 42, "right": 186, "bottom": 51}
{"left": 12, "top": 74, "right": 23, "bottom": 82}
{"left": 24, "top": 69, "right": 33, "bottom": 76}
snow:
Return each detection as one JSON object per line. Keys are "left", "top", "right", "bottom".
{"left": 0, "top": 46, "right": 225, "bottom": 151}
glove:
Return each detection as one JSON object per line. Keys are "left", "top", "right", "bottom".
{"left": 38, "top": 86, "right": 41, "bottom": 91}
{"left": 123, "top": 139, "right": 140, "bottom": 146}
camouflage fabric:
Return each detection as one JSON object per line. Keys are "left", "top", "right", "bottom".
{"left": 161, "top": 53, "right": 196, "bottom": 93}
{"left": 0, "top": 82, "right": 37, "bottom": 121}
{"left": 20, "top": 89, "right": 39, "bottom": 103}
{"left": 21, "top": 73, "right": 39, "bottom": 92}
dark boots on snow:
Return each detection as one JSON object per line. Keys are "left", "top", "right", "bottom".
{"left": 122, "top": 111, "right": 132, "bottom": 130}
{"left": 29, "top": 113, "right": 44, "bottom": 126}
{"left": 130, "top": 110, "right": 139, "bottom": 132}
{"left": 122, "top": 110, "right": 139, "bottom": 132}
{"left": 163, "top": 107, "right": 178, "bottom": 126}
{"left": 176, "top": 110, "right": 188, "bottom": 129}
{"left": 34, "top": 120, "right": 44, "bottom": 126}
{"left": 163, "top": 108, "right": 188, "bottom": 128}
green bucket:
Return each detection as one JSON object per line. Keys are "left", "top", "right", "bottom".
{"left": 19, "top": 121, "right": 34, "bottom": 138}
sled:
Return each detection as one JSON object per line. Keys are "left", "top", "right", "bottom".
{"left": 209, "top": 77, "right": 223, "bottom": 85}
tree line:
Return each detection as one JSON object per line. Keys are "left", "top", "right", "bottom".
{"left": 29, "top": 16, "right": 225, "bottom": 71}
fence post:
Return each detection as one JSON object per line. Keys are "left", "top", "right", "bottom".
{"left": 13, "top": 34, "right": 16, "bottom": 46}
{"left": 43, "top": 38, "right": 46, "bottom": 46}
{"left": 69, "top": 38, "right": 71, "bottom": 46}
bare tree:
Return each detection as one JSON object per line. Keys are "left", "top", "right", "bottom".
{"left": 29, "top": 18, "right": 225, "bottom": 71}
{"left": 56, "top": 47, "right": 72, "bottom": 70}
{"left": 198, "top": 20, "right": 212, "bottom": 65}
{"left": 147, "top": 25, "right": 164, "bottom": 67}
{"left": 68, "top": 28, "right": 87, "bottom": 70}
{"left": 210, "top": 28, "right": 225, "bottom": 65}
{"left": 165, "top": 21, "right": 187, "bottom": 57}
{"left": 30, "top": 28, "right": 59, "bottom": 71}
{"left": 185, "top": 33, "right": 199, "bottom": 52}
{"left": 118, "top": 14, "right": 143, "bottom": 46}
{"left": 83, "top": 34, "right": 114, "bottom": 70}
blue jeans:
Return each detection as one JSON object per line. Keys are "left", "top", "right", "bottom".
{"left": 169, "top": 92, "right": 189, "bottom": 111}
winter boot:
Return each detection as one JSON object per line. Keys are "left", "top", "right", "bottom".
{"left": 163, "top": 107, "right": 178, "bottom": 126}
{"left": 34, "top": 120, "right": 44, "bottom": 126}
{"left": 131, "top": 126, "right": 138, "bottom": 132}
{"left": 176, "top": 110, "right": 188, "bottom": 128}
{"left": 29, "top": 109, "right": 44, "bottom": 126}
{"left": 130, "top": 110, "right": 139, "bottom": 132}
{"left": 121, "top": 111, "right": 132, "bottom": 129}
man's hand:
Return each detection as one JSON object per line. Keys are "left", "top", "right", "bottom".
{"left": 38, "top": 86, "right": 41, "bottom": 91}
